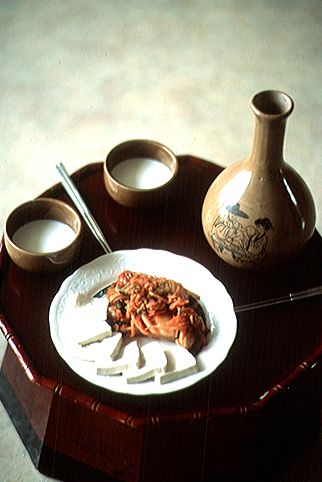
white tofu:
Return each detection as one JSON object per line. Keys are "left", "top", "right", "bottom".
{"left": 125, "top": 342, "right": 168, "bottom": 384}
{"left": 73, "top": 296, "right": 111, "bottom": 346}
{"left": 75, "top": 296, "right": 108, "bottom": 322}
{"left": 158, "top": 346, "right": 198, "bottom": 384}
{"left": 97, "top": 340, "right": 141, "bottom": 376}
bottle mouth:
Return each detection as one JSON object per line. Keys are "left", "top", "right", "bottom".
{"left": 251, "top": 90, "right": 294, "bottom": 120}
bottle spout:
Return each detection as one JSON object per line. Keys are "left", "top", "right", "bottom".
{"left": 251, "top": 90, "right": 294, "bottom": 121}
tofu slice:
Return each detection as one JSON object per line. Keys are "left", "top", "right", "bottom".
{"left": 158, "top": 346, "right": 198, "bottom": 384}
{"left": 78, "top": 327, "right": 112, "bottom": 347}
{"left": 76, "top": 332, "right": 123, "bottom": 362}
{"left": 74, "top": 296, "right": 111, "bottom": 346}
{"left": 125, "top": 342, "right": 168, "bottom": 384}
{"left": 97, "top": 340, "right": 140, "bottom": 376}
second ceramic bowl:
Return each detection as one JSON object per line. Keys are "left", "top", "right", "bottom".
{"left": 103, "top": 139, "right": 178, "bottom": 208}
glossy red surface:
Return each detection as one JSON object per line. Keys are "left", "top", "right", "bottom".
{"left": 0, "top": 156, "right": 321, "bottom": 481}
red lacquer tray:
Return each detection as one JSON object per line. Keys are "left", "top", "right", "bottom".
{"left": 0, "top": 156, "right": 321, "bottom": 482}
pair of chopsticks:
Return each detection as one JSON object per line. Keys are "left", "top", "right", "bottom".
{"left": 56, "top": 162, "right": 321, "bottom": 314}
{"left": 234, "top": 286, "right": 322, "bottom": 313}
{"left": 56, "top": 162, "right": 112, "bottom": 254}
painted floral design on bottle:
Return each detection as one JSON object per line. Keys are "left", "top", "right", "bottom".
{"left": 210, "top": 203, "right": 273, "bottom": 264}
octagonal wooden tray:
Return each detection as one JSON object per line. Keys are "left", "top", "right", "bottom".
{"left": 1, "top": 156, "right": 321, "bottom": 482}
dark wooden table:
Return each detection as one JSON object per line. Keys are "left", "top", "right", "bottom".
{"left": 0, "top": 156, "right": 321, "bottom": 482}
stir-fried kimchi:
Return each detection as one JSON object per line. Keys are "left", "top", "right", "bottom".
{"left": 105, "top": 270, "right": 208, "bottom": 355}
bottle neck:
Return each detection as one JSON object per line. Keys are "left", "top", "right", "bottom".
{"left": 247, "top": 90, "right": 293, "bottom": 173}
{"left": 248, "top": 117, "right": 286, "bottom": 171}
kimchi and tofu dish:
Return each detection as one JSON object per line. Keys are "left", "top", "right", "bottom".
{"left": 76, "top": 270, "right": 210, "bottom": 384}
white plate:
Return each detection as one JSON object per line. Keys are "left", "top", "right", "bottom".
{"left": 49, "top": 249, "right": 237, "bottom": 395}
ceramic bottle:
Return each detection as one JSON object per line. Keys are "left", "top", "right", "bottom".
{"left": 202, "top": 90, "right": 316, "bottom": 269}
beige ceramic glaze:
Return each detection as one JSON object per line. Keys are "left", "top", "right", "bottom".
{"left": 104, "top": 139, "right": 178, "bottom": 208}
{"left": 4, "top": 198, "right": 82, "bottom": 272}
{"left": 202, "top": 90, "right": 316, "bottom": 269}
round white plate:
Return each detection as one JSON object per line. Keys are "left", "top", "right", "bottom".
{"left": 49, "top": 249, "right": 237, "bottom": 395}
